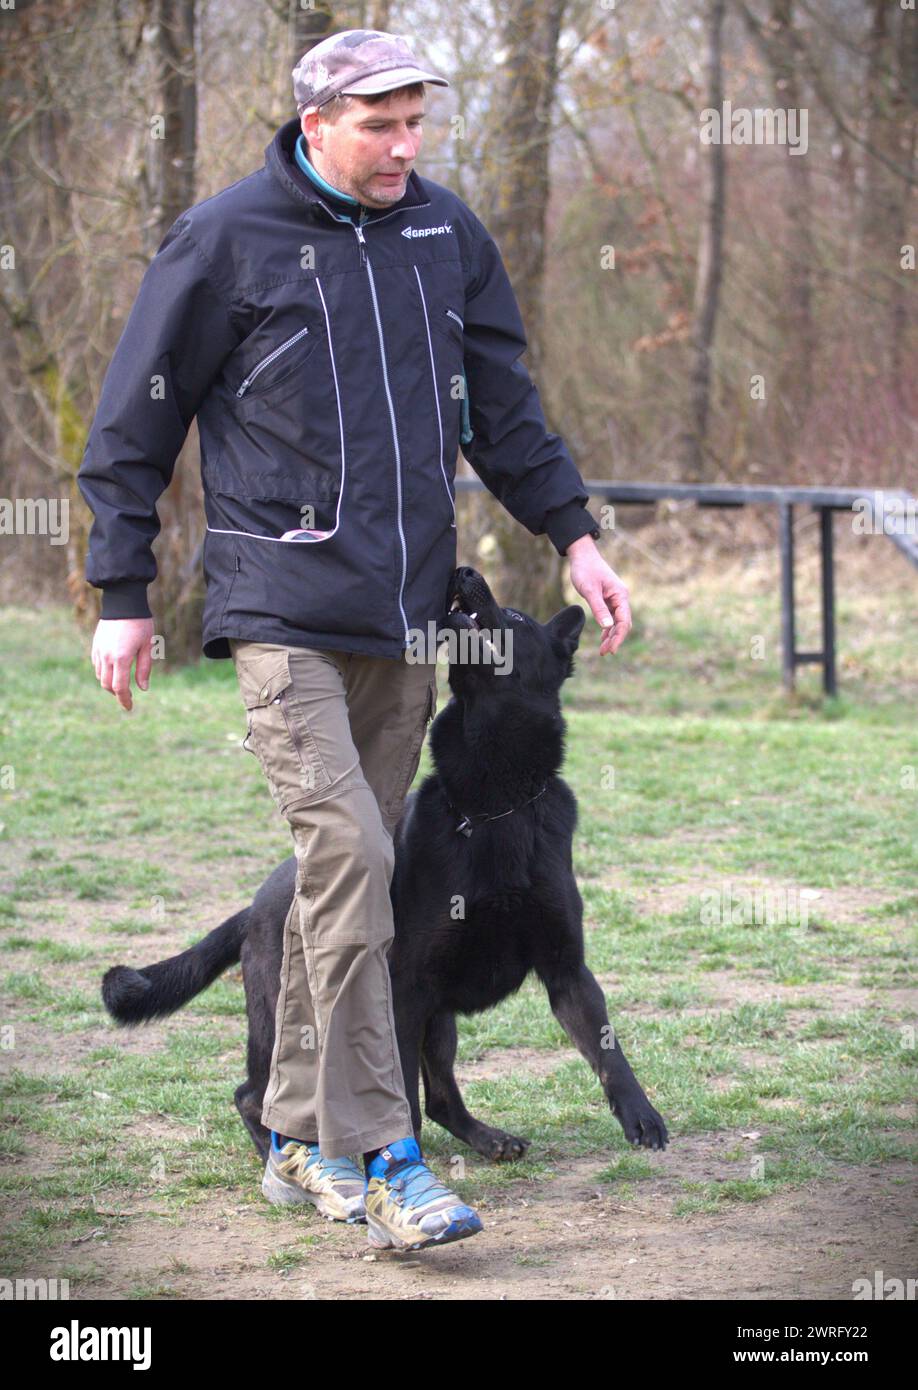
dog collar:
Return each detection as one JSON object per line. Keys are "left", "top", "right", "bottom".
{"left": 447, "top": 783, "right": 549, "bottom": 837}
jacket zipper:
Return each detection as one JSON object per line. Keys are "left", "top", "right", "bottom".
{"left": 353, "top": 218, "right": 411, "bottom": 647}
{"left": 306, "top": 195, "right": 431, "bottom": 649}
{"left": 236, "top": 326, "right": 309, "bottom": 397}
{"left": 414, "top": 267, "right": 457, "bottom": 529}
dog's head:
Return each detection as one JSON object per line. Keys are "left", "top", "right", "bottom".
{"left": 442, "top": 566, "right": 586, "bottom": 700}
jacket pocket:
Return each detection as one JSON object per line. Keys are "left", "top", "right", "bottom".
{"left": 233, "top": 324, "right": 321, "bottom": 402}
{"left": 236, "top": 652, "right": 332, "bottom": 812}
{"left": 211, "top": 468, "right": 340, "bottom": 540}
{"left": 430, "top": 305, "right": 464, "bottom": 348}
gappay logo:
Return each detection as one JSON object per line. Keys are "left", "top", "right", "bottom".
{"left": 402, "top": 223, "right": 453, "bottom": 238}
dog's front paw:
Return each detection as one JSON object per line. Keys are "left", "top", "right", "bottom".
{"left": 612, "top": 1095, "right": 668, "bottom": 1152}
{"left": 489, "top": 1131, "right": 530, "bottom": 1162}
{"left": 469, "top": 1123, "right": 531, "bottom": 1162}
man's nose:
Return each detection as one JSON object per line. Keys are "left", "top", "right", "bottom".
{"left": 390, "top": 130, "right": 420, "bottom": 159}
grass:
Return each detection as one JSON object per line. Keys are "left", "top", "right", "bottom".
{"left": 0, "top": 567, "right": 915, "bottom": 1276}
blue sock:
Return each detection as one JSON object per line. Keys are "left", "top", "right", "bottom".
{"left": 272, "top": 1129, "right": 313, "bottom": 1149}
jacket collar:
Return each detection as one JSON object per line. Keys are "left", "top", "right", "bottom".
{"left": 265, "top": 117, "right": 431, "bottom": 222}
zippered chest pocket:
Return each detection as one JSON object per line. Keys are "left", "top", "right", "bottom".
{"left": 431, "top": 305, "right": 464, "bottom": 348}
{"left": 233, "top": 324, "right": 321, "bottom": 401}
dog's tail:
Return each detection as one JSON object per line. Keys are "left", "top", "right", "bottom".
{"left": 101, "top": 907, "right": 250, "bottom": 1025}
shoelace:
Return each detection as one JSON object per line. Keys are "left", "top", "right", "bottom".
{"left": 285, "top": 1144, "right": 360, "bottom": 1184}
{"left": 383, "top": 1159, "right": 457, "bottom": 1208}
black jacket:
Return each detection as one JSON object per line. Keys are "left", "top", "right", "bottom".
{"left": 77, "top": 118, "right": 601, "bottom": 659}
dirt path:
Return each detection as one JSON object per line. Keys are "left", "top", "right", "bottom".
{"left": 2, "top": 882, "right": 915, "bottom": 1301}
{"left": 22, "top": 1139, "right": 911, "bottom": 1301}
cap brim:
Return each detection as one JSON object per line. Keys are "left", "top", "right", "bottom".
{"left": 340, "top": 67, "right": 449, "bottom": 95}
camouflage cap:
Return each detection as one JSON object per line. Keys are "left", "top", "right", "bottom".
{"left": 293, "top": 29, "right": 449, "bottom": 116}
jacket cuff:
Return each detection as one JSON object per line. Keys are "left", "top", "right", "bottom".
{"left": 100, "top": 581, "right": 152, "bottom": 620}
{"left": 544, "top": 501, "right": 602, "bottom": 557}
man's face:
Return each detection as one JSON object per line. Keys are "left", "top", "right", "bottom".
{"left": 301, "top": 89, "right": 425, "bottom": 208}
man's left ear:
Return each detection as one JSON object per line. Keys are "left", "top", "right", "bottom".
{"left": 301, "top": 110, "right": 322, "bottom": 149}
{"left": 545, "top": 605, "right": 586, "bottom": 662}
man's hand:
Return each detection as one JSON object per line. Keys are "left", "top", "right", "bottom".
{"left": 91, "top": 617, "right": 155, "bottom": 712}
{"left": 565, "top": 535, "right": 632, "bottom": 656}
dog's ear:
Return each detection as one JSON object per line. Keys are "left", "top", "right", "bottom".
{"left": 545, "top": 605, "right": 586, "bottom": 667}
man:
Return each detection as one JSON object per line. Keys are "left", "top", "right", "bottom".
{"left": 77, "top": 30, "right": 632, "bottom": 1251}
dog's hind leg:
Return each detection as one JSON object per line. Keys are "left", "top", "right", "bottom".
{"left": 391, "top": 984, "right": 425, "bottom": 1145}
{"left": 420, "top": 1011, "right": 530, "bottom": 1162}
{"left": 540, "top": 962, "right": 669, "bottom": 1152}
{"left": 237, "top": 936, "right": 280, "bottom": 1163}
{"left": 235, "top": 1081, "right": 271, "bottom": 1163}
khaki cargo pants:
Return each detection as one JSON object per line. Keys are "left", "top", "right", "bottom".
{"left": 228, "top": 639, "right": 437, "bottom": 1158}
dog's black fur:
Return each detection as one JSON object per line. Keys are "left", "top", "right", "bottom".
{"left": 102, "top": 567, "right": 668, "bottom": 1163}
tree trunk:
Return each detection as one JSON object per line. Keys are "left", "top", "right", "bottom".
{"left": 886, "top": 1, "right": 916, "bottom": 406}
{"left": 683, "top": 0, "right": 726, "bottom": 482}
{"left": 157, "top": 0, "right": 197, "bottom": 239}
{"left": 475, "top": 0, "right": 569, "bottom": 619}
{"left": 768, "top": 0, "right": 815, "bottom": 431}
{"left": 290, "top": 1, "right": 334, "bottom": 72}
{"left": 143, "top": 0, "right": 201, "bottom": 664}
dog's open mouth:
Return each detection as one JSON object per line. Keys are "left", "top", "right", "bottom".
{"left": 448, "top": 594, "right": 481, "bottom": 630}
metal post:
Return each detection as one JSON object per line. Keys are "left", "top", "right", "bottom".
{"left": 819, "top": 507, "right": 837, "bottom": 697}
{"left": 779, "top": 500, "right": 795, "bottom": 691}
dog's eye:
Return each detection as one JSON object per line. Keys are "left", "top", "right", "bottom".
{"left": 504, "top": 609, "right": 526, "bottom": 623}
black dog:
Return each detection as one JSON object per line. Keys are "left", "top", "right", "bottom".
{"left": 102, "top": 567, "right": 668, "bottom": 1163}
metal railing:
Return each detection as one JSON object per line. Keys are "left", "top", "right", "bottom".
{"left": 454, "top": 480, "right": 918, "bottom": 695}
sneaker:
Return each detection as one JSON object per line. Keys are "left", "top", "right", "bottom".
{"left": 364, "top": 1137, "right": 483, "bottom": 1251}
{"left": 262, "top": 1131, "right": 366, "bottom": 1222}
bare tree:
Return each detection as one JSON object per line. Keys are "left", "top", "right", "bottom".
{"left": 477, "top": 0, "right": 570, "bottom": 619}
{"left": 683, "top": 0, "right": 726, "bottom": 480}
{"left": 289, "top": 0, "right": 335, "bottom": 73}
{"left": 738, "top": 0, "right": 817, "bottom": 439}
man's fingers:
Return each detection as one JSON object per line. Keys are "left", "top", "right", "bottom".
{"left": 583, "top": 585, "right": 615, "bottom": 631}
{"left": 589, "top": 582, "right": 631, "bottom": 656}
{"left": 614, "top": 591, "right": 632, "bottom": 631}
{"left": 604, "top": 625, "right": 626, "bottom": 655}
{"left": 608, "top": 591, "right": 632, "bottom": 649}
{"left": 605, "top": 604, "right": 631, "bottom": 653}
{"left": 135, "top": 642, "right": 153, "bottom": 692}
{"left": 111, "top": 657, "right": 134, "bottom": 712}
{"left": 91, "top": 619, "right": 154, "bottom": 709}
{"left": 588, "top": 587, "right": 631, "bottom": 631}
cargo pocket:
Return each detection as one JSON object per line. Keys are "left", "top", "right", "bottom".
{"left": 384, "top": 679, "right": 437, "bottom": 818}
{"left": 237, "top": 653, "right": 332, "bottom": 814}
